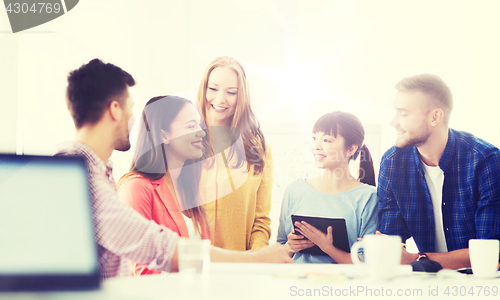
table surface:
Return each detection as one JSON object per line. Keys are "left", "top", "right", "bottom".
{"left": 1, "top": 263, "right": 499, "bottom": 300}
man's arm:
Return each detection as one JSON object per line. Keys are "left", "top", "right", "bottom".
{"left": 90, "top": 169, "right": 179, "bottom": 272}
{"left": 476, "top": 151, "right": 500, "bottom": 241}
{"left": 377, "top": 157, "right": 411, "bottom": 241}
{"left": 400, "top": 247, "right": 470, "bottom": 269}
{"left": 413, "top": 151, "right": 500, "bottom": 270}
{"left": 425, "top": 249, "right": 470, "bottom": 269}
{"left": 170, "top": 247, "right": 179, "bottom": 272}
{"left": 375, "top": 230, "right": 470, "bottom": 269}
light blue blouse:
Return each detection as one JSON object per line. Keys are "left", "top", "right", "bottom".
{"left": 277, "top": 179, "right": 378, "bottom": 263}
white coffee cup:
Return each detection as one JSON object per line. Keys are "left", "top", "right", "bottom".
{"left": 350, "top": 234, "right": 402, "bottom": 281}
{"left": 469, "top": 239, "right": 500, "bottom": 279}
{"left": 177, "top": 238, "right": 211, "bottom": 283}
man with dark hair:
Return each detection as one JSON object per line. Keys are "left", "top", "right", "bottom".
{"left": 66, "top": 58, "right": 135, "bottom": 152}
{"left": 59, "top": 59, "right": 179, "bottom": 278}
{"left": 58, "top": 59, "right": 292, "bottom": 278}
{"left": 378, "top": 74, "right": 500, "bottom": 269}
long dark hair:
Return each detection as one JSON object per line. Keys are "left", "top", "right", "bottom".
{"left": 312, "top": 111, "right": 376, "bottom": 186}
{"left": 122, "top": 95, "right": 213, "bottom": 236}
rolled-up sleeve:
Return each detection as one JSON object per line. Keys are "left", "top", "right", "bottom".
{"left": 90, "top": 169, "right": 179, "bottom": 274}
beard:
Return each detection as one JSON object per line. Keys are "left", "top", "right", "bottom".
{"left": 395, "top": 124, "right": 431, "bottom": 149}
{"left": 114, "top": 121, "right": 131, "bottom": 152}
{"left": 115, "top": 135, "right": 131, "bottom": 152}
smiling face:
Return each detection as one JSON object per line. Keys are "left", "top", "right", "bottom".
{"left": 163, "top": 103, "right": 206, "bottom": 164}
{"left": 390, "top": 90, "right": 432, "bottom": 148}
{"left": 311, "top": 131, "right": 353, "bottom": 170}
{"left": 205, "top": 66, "right": 238, "bottom": 126}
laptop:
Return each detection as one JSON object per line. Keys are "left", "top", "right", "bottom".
{"left": 0, "top": 154, "right": 100, "bottom": 291}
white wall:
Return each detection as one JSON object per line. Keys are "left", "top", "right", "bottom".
{"left": 0, "top": 36, "right": 18, "bottom": 154}
{"left": 1, "top": 0, "right": 500, "bottom": 243}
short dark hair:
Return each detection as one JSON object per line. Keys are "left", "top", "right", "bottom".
{"left": 66, "top": 58, "right": 135, "bottom": 128}
{"left": 395, "top": 74, "right": 453, "bottom": 124}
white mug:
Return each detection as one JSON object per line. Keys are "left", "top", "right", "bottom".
{"left": 350, "top": 234, "right": 402, "bottom": 281}
{"left": 469, "top": 239, "right": 500, "bottom": 279}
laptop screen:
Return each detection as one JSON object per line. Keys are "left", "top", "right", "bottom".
{"left": 0, "top": 154, "right": 100, "bottom": 291}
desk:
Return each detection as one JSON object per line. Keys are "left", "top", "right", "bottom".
{"left": 1, "top": 264, "right": 499, "bottom": 300}
{"left": 103, "top": 263, "right": 500, "bottom": 300}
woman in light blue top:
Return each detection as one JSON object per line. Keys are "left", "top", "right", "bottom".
{"left": 277, "top": 111, "right": 378, "bottom": 264}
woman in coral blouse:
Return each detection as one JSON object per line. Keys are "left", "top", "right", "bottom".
{"left": 118, "top": 95, "right": 211, "bottom": 275}
{"left": 118, "top": 95, "right": 291, "bottom": 276}
{"left": 197, "top": 56, "right": 272, "bottom": 251}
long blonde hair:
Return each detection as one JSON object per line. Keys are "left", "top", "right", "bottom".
{"left": 197, "top": 56, "right": 266, "bottom": 174}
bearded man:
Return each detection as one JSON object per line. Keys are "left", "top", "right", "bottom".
{"left": 378, "top": 74, "right": 500, "bottom": 269}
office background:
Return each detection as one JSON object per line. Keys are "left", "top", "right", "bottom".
{"left": 1, "top": 0, "right": 500, "bottom": 242}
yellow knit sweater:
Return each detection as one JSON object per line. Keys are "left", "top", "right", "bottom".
{"left": 200, "top": 141, "right": 273, "bottom": 251}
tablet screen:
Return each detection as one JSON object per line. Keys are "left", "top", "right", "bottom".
{"left": 291, "top": 214, "right": 350, "bottom": 256}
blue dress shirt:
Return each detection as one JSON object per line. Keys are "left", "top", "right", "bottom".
{"left": 378, "top": 129, "right": 500, "bottom": 252}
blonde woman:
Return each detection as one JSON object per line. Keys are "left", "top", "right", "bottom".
{"left": 118, "top": 96, "right": 292, "bottom": 276}
{"left": 197, "top": 56, "right": 272, "bottom": 251}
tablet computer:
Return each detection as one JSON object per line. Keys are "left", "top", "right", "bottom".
{"left": 0, "top": 154, "right": 100, "bottom": 291}
{"left": 291, "top": 214, "right": 350, "bottom": 256}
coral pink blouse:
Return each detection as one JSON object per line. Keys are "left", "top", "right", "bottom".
{"left": 117, "top": 174, "right": 210, "bottom": 276}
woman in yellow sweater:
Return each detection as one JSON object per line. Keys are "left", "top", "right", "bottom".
{"left": 118, "top": 95, "right": 291, "bottom": 276}
{"left": 197, "top": 56, "right": 272, "bottom": 251}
